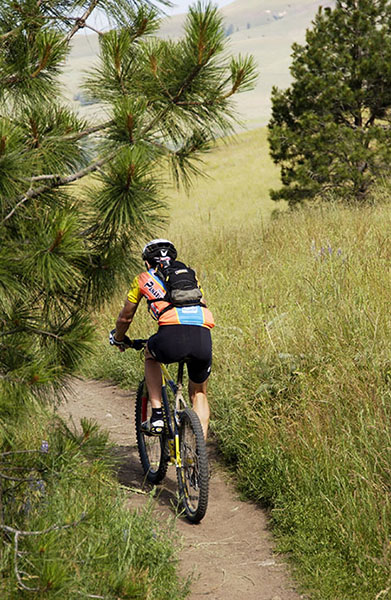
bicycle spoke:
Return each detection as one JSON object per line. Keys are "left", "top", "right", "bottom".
{"left": 135, "top": 381, "right": 168, "bottom": 484}
{"left": 177, "top": 408, "right": 209, "bottom": 523}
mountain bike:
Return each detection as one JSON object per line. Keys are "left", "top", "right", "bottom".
{"left": 130, "top": 339, "right": 209, "bottom": 524}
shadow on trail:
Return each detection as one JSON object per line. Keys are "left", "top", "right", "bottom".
{"left": 113, "top": 444, "right": 184, "bottom": 517}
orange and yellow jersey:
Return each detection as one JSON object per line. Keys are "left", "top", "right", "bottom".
{"left": 127, "top": 269, "right": 215, "bottom": 329}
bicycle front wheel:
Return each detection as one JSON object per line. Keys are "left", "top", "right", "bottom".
{"left": 135, "top": 380, "right": 168, "bottom": 484}
{"left": 177, "top": 407, "right": 209, "bottom": 523}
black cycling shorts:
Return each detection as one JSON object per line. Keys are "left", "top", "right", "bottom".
{"left": 147, "top": 325, "right": 212, "bottom": 384}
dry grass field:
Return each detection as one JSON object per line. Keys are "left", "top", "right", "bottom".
{"left": 164, "top": 128, "right": 280, "bottom": 238}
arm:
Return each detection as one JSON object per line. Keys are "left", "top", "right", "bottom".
{"left": 114, "top": 300, "right": 138, "bottom": 342}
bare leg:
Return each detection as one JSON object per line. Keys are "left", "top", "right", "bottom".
{"left": 145, "top": 344, "right": 162, "bottom": 409}
{"left": 188, "top": 379, "right": 209, "bottom": 440}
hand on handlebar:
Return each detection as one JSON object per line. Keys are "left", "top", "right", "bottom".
{"left": 109, "top": 330, "right": 146, "bottom": 352}
{"left": 109, "top": 329, "right": 132, "bottom": 352}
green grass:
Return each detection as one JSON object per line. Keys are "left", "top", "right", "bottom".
{"left": 0, "top": 407, "right": 189, "bottom": 599}
{"left": 204, "top": 203, "right": 391, "bottom": 599}
{"left": 87, "top": 126, "right": 391, "bottom": 599}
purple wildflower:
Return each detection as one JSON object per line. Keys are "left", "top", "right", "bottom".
{"left": 40, "top": 440, "right": 49, "bottom": 453}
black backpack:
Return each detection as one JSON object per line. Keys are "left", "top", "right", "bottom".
{"left": 155, "top": 260, "right": 204, "bottom": 314}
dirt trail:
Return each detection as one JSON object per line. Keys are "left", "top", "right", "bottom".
{"left": 60, "top": 378, "right": 305, "bottom": 600}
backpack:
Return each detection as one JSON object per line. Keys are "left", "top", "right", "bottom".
{"left": 156, "top": 260, "right": 204, "bottom": 314}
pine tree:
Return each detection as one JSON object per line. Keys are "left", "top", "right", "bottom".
{"left": 268, "top": 0, "right": 391, "bottom": 206}
{"left": 0, "top": 0, "right": 257, "bottom": 414}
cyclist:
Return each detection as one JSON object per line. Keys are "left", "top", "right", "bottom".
{"left": 110, "top": 239, "right": 214, "bottom": 439}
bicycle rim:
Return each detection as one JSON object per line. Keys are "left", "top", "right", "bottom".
{"left": 177, "top": 407, "right": 209, "bottom": 523}
{"left": 135, "top": 381, "right": 168, "bottom": 484}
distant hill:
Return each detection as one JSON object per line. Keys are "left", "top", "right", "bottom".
{"left": 160, "top": 0, "right": 333, "bottom": 38}
{"left": 63, "top": 0, "right": 336, "bottom": 129}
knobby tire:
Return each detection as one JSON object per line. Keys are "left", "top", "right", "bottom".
{"left": 135, "top": 380, "right": 168, "bottom": 484}
{"left": 177, "top": 407, "right": 209, "bottom": 524}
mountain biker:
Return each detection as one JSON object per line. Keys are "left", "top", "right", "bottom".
{"left": 110, "top": 239, "right": 214, "bottom": 439}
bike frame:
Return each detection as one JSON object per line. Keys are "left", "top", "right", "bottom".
{"left": 160, "top": 361, "right": 188, "bottom": 468}
{"left": 134, "top": 339, "right": 209, "bottom": 522}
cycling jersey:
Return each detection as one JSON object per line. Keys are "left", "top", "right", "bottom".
{"left": 127, "top": 269, "right": 215, "bottom": 329}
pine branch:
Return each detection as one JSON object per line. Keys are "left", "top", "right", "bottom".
{"left": 31, "top": 43, "right": 53, "bottom": 79}
{"left": 139, "top": 62, "right": 211, "bottom": 138}
{"left": 44, "top": 15, "right": 104, "bottom": 37}
{"left": 0, "top": 329, "right": 22, "bottom": 338}
{"left": 2, "top": 152, "right": 116, "bottom": 224}
{"left": 175, "top": 100, "right": 221, "bottom": 106}
{"left": 1, "top": 515, "right": 86, "bottom": 592}
{"left": 65, "top": 0, "right": 100, "bottom": 41}
{"left": 48, "top": 121, "right": 113, "bottom": 143}
{"left": 26, "top": 174, "right": 63, "bottom": 182}
{"left": 75, "top": 592, "right": 105, "bottom": 599}
{"left": 0, "top": 28, "right": 21, "bottom": 42}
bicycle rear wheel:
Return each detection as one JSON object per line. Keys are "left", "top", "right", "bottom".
{"left": 177, "top": 407, "right": 209, "bottom": 523}
{"left": 135, "top": 380, "right": 168, "bottom": 484}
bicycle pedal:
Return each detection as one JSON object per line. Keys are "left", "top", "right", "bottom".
{"left": 141, "top": 429, "right": 162, "bottom": 437}
{"left": 141, "top": 420, "right": 163, "bottom": 436}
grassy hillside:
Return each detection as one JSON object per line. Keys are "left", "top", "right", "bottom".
{"left": 64, "top": 0, "right": 336, "bottom": 129}
{"left": 160, "top": 0, "right": 334, "bottom": 39}
{"left": 165, "top": 128, "right": 279, "bottom": 232}
{"left": 87, "top": 126, "right": 391, "bottom": 599}
{"left": 206, "top": 202, "right": 391, "bottom": 600}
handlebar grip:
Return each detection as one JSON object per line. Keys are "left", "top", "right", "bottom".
{"left": 131, "top": 339, "right": 148, "bottom": 351}
{"left": 109, "top": 330, "right": 147, "bottom": 351}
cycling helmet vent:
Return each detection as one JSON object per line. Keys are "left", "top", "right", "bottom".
{"left": 142, "top": 239, "right": 177, "bottom": 265}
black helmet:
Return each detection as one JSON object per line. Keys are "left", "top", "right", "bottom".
{"left": 142, "top": 239, "right": 177, "bottom": 265}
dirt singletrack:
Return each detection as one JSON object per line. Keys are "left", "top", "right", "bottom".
{"left": 60, "top": 378, "right": 306, "bottom": 600}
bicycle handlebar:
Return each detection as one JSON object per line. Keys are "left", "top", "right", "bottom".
{"left": 109, "top": 329, "right": 147, "bottom": 351}
{"left": 126, "top": 338, "right": 148, "bottom": 351}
